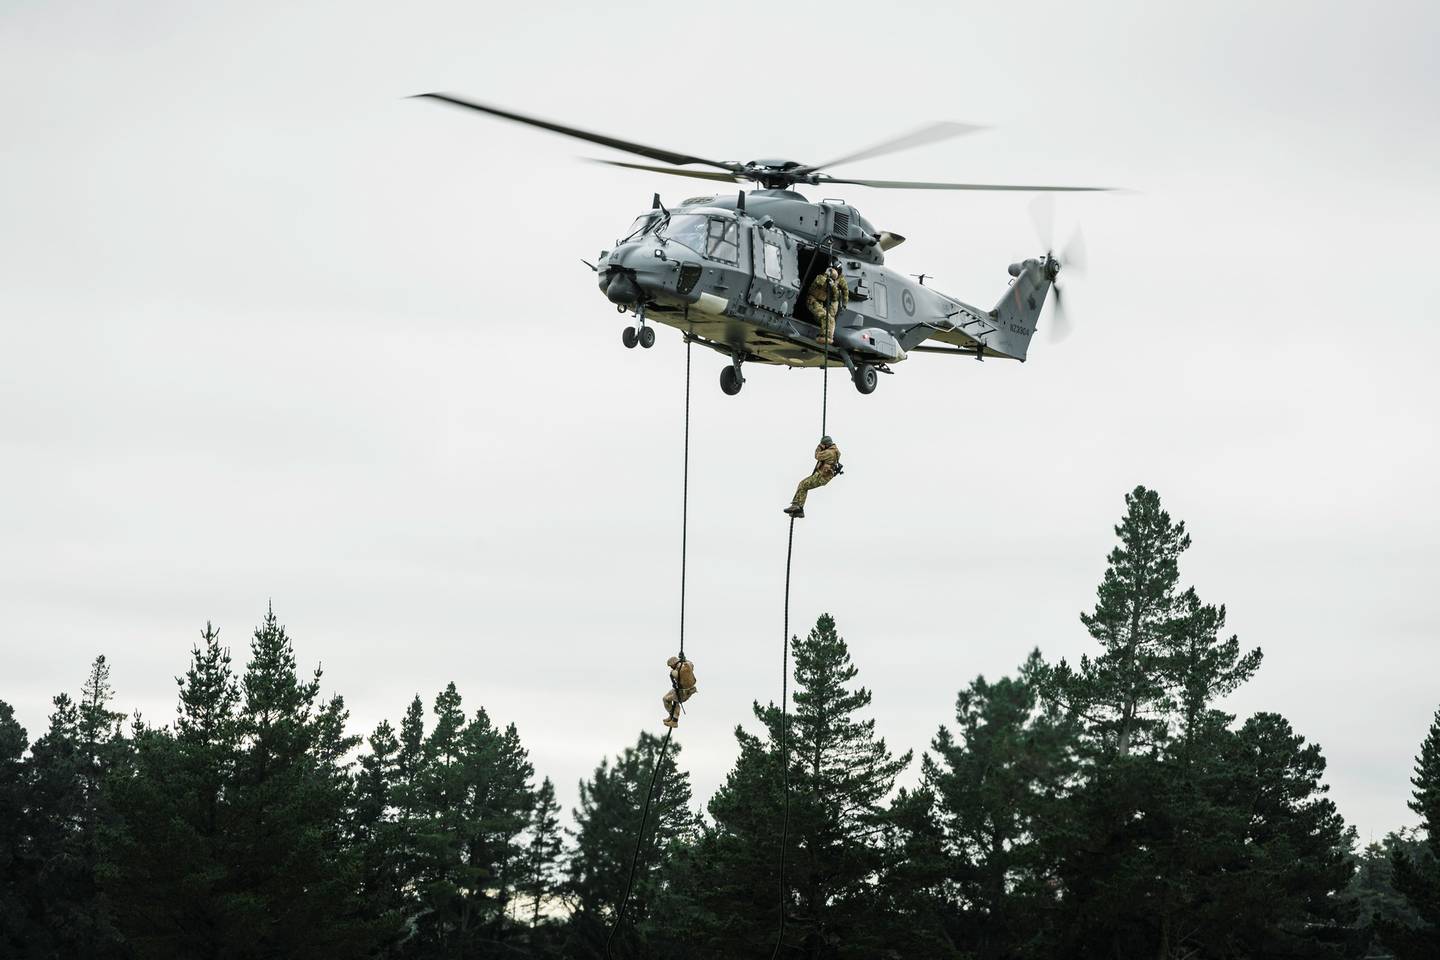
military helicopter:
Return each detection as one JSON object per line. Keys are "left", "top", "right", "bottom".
{"left": 416, "top": 94, "right": 1107, "bottom": 396}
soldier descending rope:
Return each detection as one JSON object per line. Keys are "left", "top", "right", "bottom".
{"left": 784, "top": 435, "right": 842, "bottom": 519}
{"left": 805, "top": 265, "right": 848, "bottom": 345}
{"left": 661, "top": 655, "right": 697, "bottom": 728}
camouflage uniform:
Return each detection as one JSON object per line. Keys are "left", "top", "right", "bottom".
{"left": 662, "top": 656, "right": 697, "bottom": 729}
{"left": 805, "top": 266, "right": 849, "bottom": 344}
{"left": 787, "top": 439, "right": 841, "bottom": 515}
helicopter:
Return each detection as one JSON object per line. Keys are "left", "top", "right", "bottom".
{"left": 416, "top": 94, "right": 1108, "bottom": 396}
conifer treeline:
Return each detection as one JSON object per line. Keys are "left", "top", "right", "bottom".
{"left": 1, "top": 486, "right": 1436, "bottom": 959}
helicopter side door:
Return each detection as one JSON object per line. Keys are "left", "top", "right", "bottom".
{"left": 747, "top": 225, "right": 800, "bottom": 319}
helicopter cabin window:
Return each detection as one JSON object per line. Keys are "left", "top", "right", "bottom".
{"left": 872, "top": 281, "right": 889, "bottom": 319}
{"left": 705, "top": 218, "right": 739, "bottom": 264}
{"left": 763, "top": 241, "right": 783, "bottom": 281}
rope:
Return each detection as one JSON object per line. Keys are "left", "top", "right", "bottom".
{"left": 769, "top": 516, "right": 796, "bottom": 960}
{"left": 604, "top": 726, "right": 674, "bottom": 960}
{"left": 679, "top": 336, "right": 690, "bottom": 660}
{"left": 605, "top": 332, "right": 694, "bottom": 960}
{"left": 821, "top": 358, "right": 829, "bottom": 438}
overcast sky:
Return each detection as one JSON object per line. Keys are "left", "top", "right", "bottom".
{"left": 2, "top": 0, "right": 1437, "bottom": 843}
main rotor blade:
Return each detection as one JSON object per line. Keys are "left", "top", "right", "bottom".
{"left": 818, "top": 175, "right": 1114, "bottom": 192}
{"left": 802, "top": 121, "right": 986, "bottom": 174}
{"left": 588, "top": 158, "right": 742, "bottom": 184}
{"left": 412, "top": 93, "right": 739, "bottom": 172}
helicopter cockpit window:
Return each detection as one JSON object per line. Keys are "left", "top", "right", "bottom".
{"left": 658, "top": 214, "right": 709, "bottom": 254}
{"left": 623, "top": 213, "right": 660, "bottom": 242}
{"left": 705, "top": 218, "right": 739, "bottom": 264}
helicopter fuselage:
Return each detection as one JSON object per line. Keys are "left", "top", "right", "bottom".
{"left": 595, "top": 189, "right": 1050, "bottom": 385}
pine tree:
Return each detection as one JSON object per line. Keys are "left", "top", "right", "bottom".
{"left": 875, "top": 785, "right": 959, "bottom": 959}
{"left": 0, "top": 701, "right": 29, "bottom": 954}
{"left": 354, "top": 719, "right": 406, "bottom": 954}
{"left": 407, "top": 685, "right": 539, "bottom": 954}
{"left": 923, "top": 652, "right": 1079, "bottom": 959}
{"left": 1212, "top": 713, "right": 1355, "bottom": 955}
{"left": 410, "top": 681, "right": 470, "bottom": 952}
{"left": 1350, "top": 828, "right": 1430, "bottom": 955}
{"left": 521, "top": 776, "right": 564, "bottom": 926}
{"left": 1145, "top": 592, "right": 1264, "bottom": 958}
{"left": 23, "top": 658, "right": 128, "bottom": 958}
{"left": 566, "top": 730, "right": 698, "bottom": 959}
{"left": 1043, "top": 485, "right": 1191, "bottom": 759}
{"left": 1036, "top": 488, "right": 1353, "bottom": 960}
{"left": 100, "top": 622, "right": 240, "bottom": 958}
{"left": 682, "top": 614, "right": 910, "bottom": 959}
{"left": 1376, "top": 706, "right": 1440, "bottom": 958}
{"left": 224, "top": 605, "right": 376, "bottom": 956}
{"left": 386, "top": 693, "right": 428, "bottom": 944}
{"left": 1161, "top": 591, "right": 1263, "bottom": 755}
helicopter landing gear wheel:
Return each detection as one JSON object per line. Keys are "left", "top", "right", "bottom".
{"left": 622, "top": 327, "right": 638, "bottom": 349}
{"left": 719, "top": 364, "right": 744, "bottom": 396}
{"left": 638, "top": 326, "right": 655, "bottom": 349}
{"left": 853, "top": 364, "right": 878, "bottom": 395}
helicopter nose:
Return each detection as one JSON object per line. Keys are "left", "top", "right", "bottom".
{"left": 605, "top": 271, "right": 642, "bottom": 305}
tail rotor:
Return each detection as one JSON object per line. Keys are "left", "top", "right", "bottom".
{"left": 1029, "top": 196, "right": 1087, "bottom": 342}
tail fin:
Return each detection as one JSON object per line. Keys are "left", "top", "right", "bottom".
{"left": 987, "top": 257, "right": 1055, "bottom": 361}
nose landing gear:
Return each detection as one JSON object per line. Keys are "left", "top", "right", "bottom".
{"left": 621, "top": 309, "right": 656, "bottom": 350}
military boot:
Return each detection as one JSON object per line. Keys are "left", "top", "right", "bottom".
{"left": 784, "top": 503, "right": 805, "bottom": 518}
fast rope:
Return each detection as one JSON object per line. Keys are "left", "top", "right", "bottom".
{"left": 769, "top": 516, "right": 797, "bottom": 960}
{"left": 604, "top": 725, "right": 673, "bottom": 960}
{"left": 679, "top": 334, "right": 691, "bottom": 660}
{"left": 605, "top": 333, "right": 694, "bottom": 960}
{"left": 821, "top": 354, "right": 829, "bottom": 438}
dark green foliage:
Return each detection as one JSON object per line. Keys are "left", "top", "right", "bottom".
{"left": 99, "top": 623, "right": 238, "bottom": 957}
{"left": 224, "top": 607, "right": 374, "bottom": 956}
{"left": 22, "top": 657, "right": 128, "bottom": 959}
{"left": 1032, "top": 488, "right": 1353, "bottom": 960}
{"left": 0, "top": 701, "right": 29, "bottom": 955}
{"left": 354, "top": 718, "right": 407, "bottom": 953}
{"left": 101, "top": 613, "right": 383, "bottom": 958}
{"left": 408, "top": 684, "right": 538, "bottom": 954}
{"left": 922, "top": 652, "right": 1079, "bottom": 959}
{"left": 0, "top": 489, "right": 1421, "bottom": 960}
{"left": 565, "top": 730, "right": 698, "bottom": 958}
{"left": 1043, "top": 485, "right": 1191, "bottom": 758}
{"left": 677, "top": 614, "right": 912, "bottom": 960}
{"left": 1375, "top": 707, "right": 1440, "bottom": 958}
{"left": 522, "top": 777, "right": 564, "bottom": 926}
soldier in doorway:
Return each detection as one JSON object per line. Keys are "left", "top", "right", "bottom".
{"left": 805, "top": 264, "right": 849, "bottom": 345}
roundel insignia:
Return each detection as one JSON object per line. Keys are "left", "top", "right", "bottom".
{"left": 901, "top": 288, "right": 916, "bottom": 316}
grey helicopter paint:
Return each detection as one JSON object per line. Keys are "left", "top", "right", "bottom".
{"left": 414, "top": 93, "right": 1109, "bottom": 396}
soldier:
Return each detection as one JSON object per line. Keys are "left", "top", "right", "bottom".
{"left": 805, "top": 264, "right": 849, "bottom": 345}
{"left": 661, "top": 655, "right": 697, "bottom": 729}
{"left": 784, "top": 435, "right": 841, "bottom": 519}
